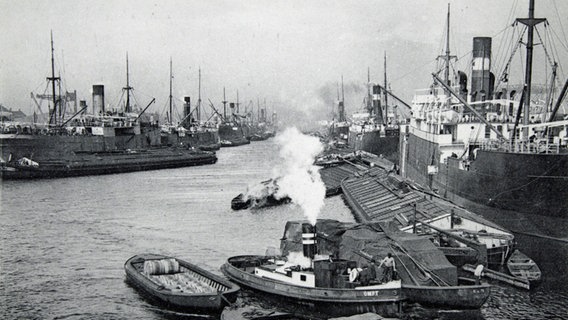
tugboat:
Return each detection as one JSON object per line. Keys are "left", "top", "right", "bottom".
{"left": 221, "top": 219, "right": 491, "bottom": 318}
{"left": 221, "top": 221, "right": 403, "bottom": 318}
{"left": 400, "top": 1, "right": 568, "bottom": 219}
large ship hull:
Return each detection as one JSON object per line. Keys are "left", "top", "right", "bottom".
{"left": 0, "top": 127, "right": 161, "bottom": 161}
{"left": 402, "top": 132, "right": 568, "bottom": 218}
{"left": 161, "top": 130, "right": 221, "bottom": 151}
{"left": 348, "top": 130, "right": 399, "bottom": 164}
{"left": 218, "top": 123, "right": 250, "bottom": 147}
{"left": 0, "top": 148, "right": 217, "bottom": 179}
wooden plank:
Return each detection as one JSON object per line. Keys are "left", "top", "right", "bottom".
{"left": 462, "top": 264, "right": 530, "bottom": 290}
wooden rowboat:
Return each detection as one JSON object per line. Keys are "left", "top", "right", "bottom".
{"left": 124, "top": 253, "right": 240, "bottom": 312}
{"left": 507, "top": 250, "right": 542, "bottom": 283}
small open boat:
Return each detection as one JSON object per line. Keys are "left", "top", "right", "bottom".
{"left": 507, "top": 250, "right": 542, "bottom": 283}
{"left": 124, "top": 253, "right": 240, "bottom": 312}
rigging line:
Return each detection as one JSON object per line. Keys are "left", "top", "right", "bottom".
{"left": 552, "top": 0, "right": 568, "bottom": 47}
{"left": 549, "top": 28, "right": 568, "bottom": 54}
{"left": 505, "top": 0, "right": 519, "bottom": 33}
{"left": 547, "top": 31, "right": 567, "bottom": 83}
{"left": 501, "top": 28, "right": 527, "bottom": 81}
{"left": 495, "top": 24, "right": 518, "bottom": 79}
{"left": 390, "top": 58, "right": 437, "bottom": 83}
{"left": 535, "top": 27, "right": 556, "bottom": 68}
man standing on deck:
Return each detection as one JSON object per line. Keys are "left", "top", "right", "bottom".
{"left": 377, "top": 253, "right": 396, "bottom": 283}
{"left": 474, "top": 264, "right": 485, "bottom": 285}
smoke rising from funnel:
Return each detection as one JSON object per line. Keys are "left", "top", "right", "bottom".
{"left": 274, "top": 127, "right": 325, "bottom": 225}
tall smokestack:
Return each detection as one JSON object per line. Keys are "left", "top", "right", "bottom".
{"left": 471, "top": 37, "right": 493, "bottom": 103}
{"left": 372, "top": 85, "right": 384, "bottom": 124}
{"left": 92, "top": 85, "right": 105, "bottom": 115}
{"left": 183, "top": 96, "right": 191, "bottom": 126}
{"left": 302, "top": 223, "right": 317, "bottom": 259}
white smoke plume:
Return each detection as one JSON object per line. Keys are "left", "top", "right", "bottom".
{"left": 273, "top": 127, "right": 325, "bottom": 225}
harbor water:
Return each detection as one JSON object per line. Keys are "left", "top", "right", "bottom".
{"left": 1, "top": 139, "right": 567, "bottom": 319}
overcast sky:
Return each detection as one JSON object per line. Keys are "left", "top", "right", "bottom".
{"left": 1, "top": 0, "right": 567, "bottom": 126}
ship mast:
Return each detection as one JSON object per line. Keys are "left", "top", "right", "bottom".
{"left": 124, "top": 53, "right": 133, "bottom": 113}
{"left": 236, "top": 90, "right": 240, "bottom": 114}
{"left": 367, "top": 67, "right": 372, "bottom": 114}
{"left": 340, "top": 75, "right": 345, "bottom": 122}
{"left": 169, "top": 57, "right": 173, "bottom": 125}
{"left": 438, "top": 4, "right": 456, "bottom": 110}
{"left": 47, "top": 31, "right": 60, "bottom": 125}
{"left": 222, "top": 87, "right": 227, "bottom": 121}
{"left": 517, "top": 0, "right": 546, "bottom": 126}
{"left": 197, "top": 67, "right": 201, "bottom": 123}
{"left": 257, "top": 98, "right": 260, "bottom": 123}
{"left": 383, "top": 51, "right": 388, "bottom": 123}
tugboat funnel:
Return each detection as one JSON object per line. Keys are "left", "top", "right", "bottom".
{"left": 302, "top": 223, "right": 317, "bottom": 259}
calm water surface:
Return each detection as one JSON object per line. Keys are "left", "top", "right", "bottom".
{"left": 1, "top": 139, "right": 567, "bottom": 319}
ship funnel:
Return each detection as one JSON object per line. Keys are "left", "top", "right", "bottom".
{"left": 301, "top": 223, "right": 317, "bottom": 259}
{"left": 92, "top": 85, "right": 105, "bottom": 115}
{"left": 372, "top": 85, "right": 384, "bottom": 124}
{"left": 471, "top": 37, "right": 494, "bottom": 102}
{"left": 183, "top": 96, "right": 191, "bottom": 126}
{"left": 79, "top": 100, "right": 87, "bottom": 115}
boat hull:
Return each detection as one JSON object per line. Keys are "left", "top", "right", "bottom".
{"left": 221, "top": 255, "right": 403, "bottom": 318}
{"left": 0, "top": 128, "right": 161, "bottom": 161}
{"left": 402, "top": 132, "right": 568, "bottom": 218}
{"left": 506, "top": 250, "right": 542, "bottom": 284}
{"left": 124, "top": 254, "right": 239, "bottom": 312}
{"left": 220, "top": 139, "right": 250, "bottom": 147}
{"left": 1, "top": 148, "right": 217, "bottom": 179}
{"left": 161, "top": 130, "right": 221, "bottom": 151}
{"left": 218, "top": 123, "right": 250, "bottom": 147}
{"left": 348, "top": 129, "right": 399, "bottom": 164}
{"left": 402, "top": 283, "right": 491, "bottom": 309}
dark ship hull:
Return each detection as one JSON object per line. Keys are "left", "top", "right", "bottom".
{"left": 218, "top": 123, "right": 250, "bottom": 147}
{"left": 1, "top": 147, "right": 217, "bottom": 179}
{"left": 402, "top": 132, "right": 568, "bottom": 218}
{"left": 348, "top": 129, "right": 400, "bottom": 164}
{"left": 0, "top": 125, "right": 161, "bottom": 161}
{"left": 161, "top": 130, "right": 221, "bottom": 151}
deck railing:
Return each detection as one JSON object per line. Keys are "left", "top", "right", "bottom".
{"left": 480, "top": 139, "right": 560, "bottom": 154}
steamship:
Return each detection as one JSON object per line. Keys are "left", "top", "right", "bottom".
{"left": 0, "top": 36, "right": 217, "bottom": 179}
{"left": 204, "top": 88, "right": 248, "bottom": 147}
{"left": 328, "top": 94, "right": 350, "bottom": 148}
{"left": 348, "top": 60, "right": 410, "bottom": 164}
{"left": 400, "top": 1, "right": 568, "bottom": 220}
{"left": 159, "top": 63, "right": 220, "bottom": 151}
